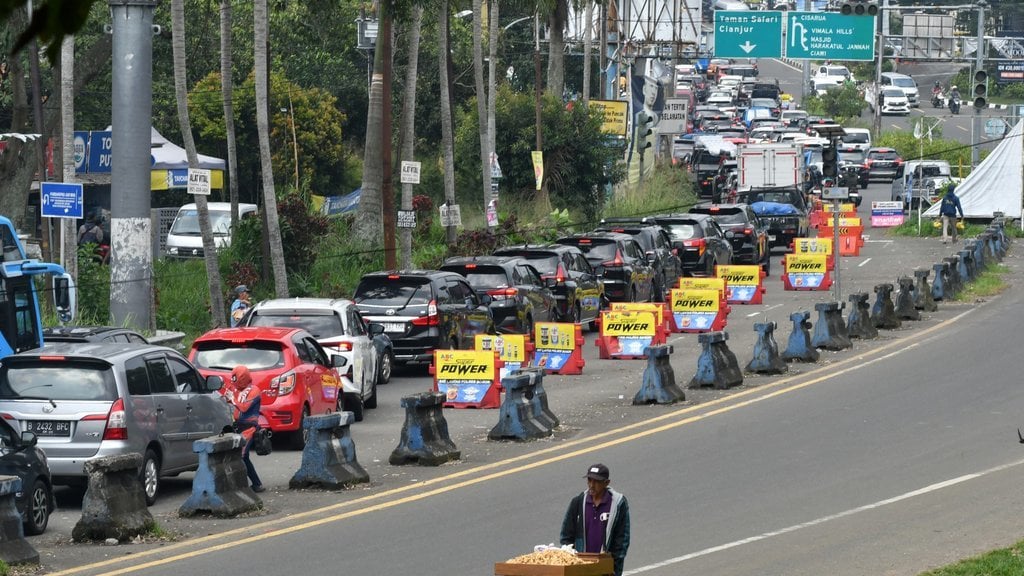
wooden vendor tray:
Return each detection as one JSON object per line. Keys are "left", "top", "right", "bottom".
{"left": 494, "top": 553, "right": 614, "bottom": 576}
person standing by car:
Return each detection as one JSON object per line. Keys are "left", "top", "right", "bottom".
{"left": 940, "top": 183, "right": 965, "bottom": 244}
{"left": 560, "top": 463, "right": 630, "bottom": 576}
{"left": 227, "top": 365, "right": 265, "bottom": 493}
{"left": 230, "top": 285, "right": 252, "bottom": 327}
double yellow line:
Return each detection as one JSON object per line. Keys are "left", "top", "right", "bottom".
{"left": 53, "top": 308, "right": 974, "bottom": 576}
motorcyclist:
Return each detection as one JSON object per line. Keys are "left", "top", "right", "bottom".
{"left": 949, "top": 85, "right": 961, "bottom": 113}
{"left": 932, "top": 81, "right": 942, "bottom": 96}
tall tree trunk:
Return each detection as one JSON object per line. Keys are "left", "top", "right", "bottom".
{"left": 221, "top": 0, "right": 240, "bottom": 225}
{"left": 582, "top": 0, "right": 594, "bottom": 104}
{"left": 60, "top": 36, "right": 77, "bottom": 283}
{"left": 546, "top": 0, "right": 568, "bottom": 99}
{"left": 356, "top": 54, "right": 384, "bottom": 245}
{"left": 172, "top": 0, "right": 226, "bottom": 327}
{"left": 439, "top": 0, "right": 456, "bottom": 245}
{"left": 487, "top": 0, "right": 499, "bottom": 216}
{"left": 399, "top": 7, "right": 423, "bottom": 269}
{"left": 254, "top": 0, "right": 289, "bottom": 297}
{"left": 473, "top": 0, "right": 490, "bottom": 223}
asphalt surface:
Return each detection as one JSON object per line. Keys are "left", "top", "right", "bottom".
{"left": 24, "top": 178, "right": 1024, "bottom": 575}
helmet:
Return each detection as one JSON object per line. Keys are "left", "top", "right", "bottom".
{"left": 951, "top": 85, "right": 957, "bottom": 90}
{"left": 934, "top": 80, "right": 940, "bottom": 86}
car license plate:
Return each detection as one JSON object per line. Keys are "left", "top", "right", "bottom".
{"left": 26, "top": 420, "right": 71, "bottom": 437}
{"left": 382, "top": 322, "right": 405, "bottom": 333}
{"left": 768, "top": 235, "right": 776, "bottom": 242}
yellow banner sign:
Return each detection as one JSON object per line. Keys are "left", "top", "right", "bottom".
{"left": 670, "top": 289, "right": 720, "bottom": 312}
{"left": 531, "top": 151, "right": 544, "bottom": 191}
{"left": 678, "top": 277, "right": 726, "bottom": 292}
{"left": 823, "top": 203, "right": 856, "bottom": 213}
{"left": 833, "top": 217, "right": 862, "bottom": 227}
{"left": 610, "top": 302, "right": 665, "bottom": 316}
{"left": 591, "top": 99, "right": 628, "bottom": 136}
{"left": 602, "top": 311, "right": 656, "bottom": 336}
{"left": 785, "top": 254, "right": 828, "bottom": 273}
{"left": 793, "top": 237, "right": 832, "bottom": 255}
{"left": 534, "top": 322, "right": 575, "bottom": 351}
{"left": 435, "top": 349, "right": 495, "bottom": 381}
{"left": 475, "top": 334, "right": 526, "bottom": 362}
{"left": 717, "top": 265, "right": 761, "bottom": 286}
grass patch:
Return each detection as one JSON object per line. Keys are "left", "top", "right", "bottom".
{"left": 887, "top": 218, "right": 1024, "bottom": 239}
{"left": 919, "top": 538, "right": 1024, "bottom": 575}
{"left": 957, "top": 263, "right": 1010, "bottom": 300}
{"left": 602, "top": 165, "right": 699, "bottom": 221}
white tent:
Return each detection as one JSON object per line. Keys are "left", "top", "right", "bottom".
{"left": 923, "top": 120, "right": 1023, "bottom": 219}
{"left": 148, "top": 127, "right": 225, "bottom": 170}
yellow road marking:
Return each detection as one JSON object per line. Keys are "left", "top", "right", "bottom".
{"left": 52, "top": 308, "right": 975, "bottom": 576}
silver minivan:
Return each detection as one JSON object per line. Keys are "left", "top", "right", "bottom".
{"left": 0, "top": 343, "right": 232, "bottom": 504}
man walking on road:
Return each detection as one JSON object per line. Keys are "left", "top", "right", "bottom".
{"left": 940, "top": 183, "right": 964, "bottom": 244}
{"left": 560, "top": 463, "right": 630, "bottom": 576}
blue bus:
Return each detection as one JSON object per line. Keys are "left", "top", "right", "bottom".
{"left": 0, "top": 216, "right": 75, "bottom": 358}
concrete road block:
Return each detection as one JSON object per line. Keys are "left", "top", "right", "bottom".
{"left": 179, "top": 435, "right": 262, "bottom": 517}
{"left": 782, "top": 311, "right": 819, "bottom": 363}
{"left": 870, "top": 284, "right": 901, "bottom": 330}
{"left": 390, "top": 392, "right": 461, "bottom": 466}
{"left": 745, "top": 322, "right": 787, "bottom": 374}
{"left": 689, "top": 332, "right": 743, "bottom": 390}
{"left": 634, "top": 345, "right": 685, "bottom": 404}
{"left": 846, "top": 293, "right": 878, "bottom": 339}
{"left": 894, "top": 277, "right": 920, "bottom": 320}
{"left": 73, "top": 454, "right": 155, "bottom": 542}
{"left": 0, "top": 476, "right": 37, "bottom": 565}
{"left": 290, "top": 413, "right": 370, "bottom": 489}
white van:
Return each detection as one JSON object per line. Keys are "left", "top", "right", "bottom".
{"left": 165, "top": 202, "right": 257, "bottom": 258}
{"left": 840, "top": 128, "right": 872, "bottom": 153}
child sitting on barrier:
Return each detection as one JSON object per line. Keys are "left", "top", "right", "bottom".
{"left": 227, "top": 365, "right": 265, "bottom": 493}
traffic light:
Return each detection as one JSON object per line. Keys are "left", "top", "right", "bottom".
{"left": 822, "top": 145, "right": 839, "bottom": 179}
{"left": 839, "top": 0, "right": 878, "bottom": 16}
{"left": 973, "top": 69, "right": 988, "bottom": 110}
{"left": 636, "top": 111, "right": 654, "bottom": 157}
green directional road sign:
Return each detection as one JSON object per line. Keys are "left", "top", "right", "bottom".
{"left": 713, "top": 11, "right": 783, "bottom": 59}
{"left": 786, "top": 12, "right": 876, "bottom": 61}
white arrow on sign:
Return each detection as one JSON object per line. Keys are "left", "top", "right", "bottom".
{"left": 740, "top": 41, "right": 757, "bottom": 54}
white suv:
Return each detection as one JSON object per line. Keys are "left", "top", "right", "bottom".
{"left": 242, "top": 298, "right": 393, "bottom": 420}
{"left": 880, "top": 72, "right": 920, "bottom": 107}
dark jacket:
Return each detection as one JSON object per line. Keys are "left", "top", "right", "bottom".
{"left": 560, "top": 489, "right": 630, "bottom": 576}
{"left": 940, "top": 191, "right": 964, "bottom": 217}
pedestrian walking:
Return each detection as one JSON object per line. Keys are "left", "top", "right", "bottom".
{"left": 227, "top": 365, "right": 265, "bottom": 493}
{"left": 940, "top": 183, "right": 964, "bottom": 243}
{"left": 560, "top": 463, "right": 630, "bottom": 576}
{"left": 230, "top": 285, "right": 252, "bottom": 327}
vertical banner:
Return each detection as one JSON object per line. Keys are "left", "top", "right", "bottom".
{"left": 669, "top": 288, "right": 721, "bottom": 331}
{"left": 531, "top": 151, "right": 544, "bottom": 190}
{"left": 475, "top": 334, "right": 528, "bottom": 380}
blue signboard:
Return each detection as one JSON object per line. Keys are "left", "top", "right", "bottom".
{"left": 713, "top": 11, "right": 784, "bottom": 59}
{"left": 323, "top": 189, "right": 362, "bottom": 215}
{"left": 88, "top": 131, "right": 112, "bottom": 173}
{"left": 40, "top": 182, "right": 84, "bottom": 219}
{"left": 73, "top": 131, "right": 89, "bottom": 173}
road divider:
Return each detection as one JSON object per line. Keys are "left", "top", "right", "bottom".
{"left": 390, "top": 392, "right": 461, "bottom": 466}
{"left": 689, "top": 331, "right": 743, "bottom": 390}
{"left": 179, "top": 435, "right": 262, "bottom": 518}
{"left": 290, "top": 413, "right": 369, "bottom": 490}
{"left": 75, "top": 453, "right": 155, "bottom": 541}
{"left": 895, "top": 277, "right": 920, "bottom": 321}
{"left": 746, "top": 321, "right": 787, "bottom": 375}
{"left": 846, "top": 293, "right": 878, "bottom": 340}
{"left": 811, "top": 302, "right": 852, "bottom": 351}
{"left": 782, "top": 311, "right": 819, "bottom": 363}
{"left": 871, "top": 283, "right": 901, "bottom": 330}
{"left": 633, "top": 345, "right": 685, "bottom": 405}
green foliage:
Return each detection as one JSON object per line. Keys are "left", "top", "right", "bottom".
{"left": 154, "top": 258, "right": 215, "bottom": 336}
{"left": 804, "top": 83, "right": 867, "bottom": 123}
{"left": 189, "top": 71, "right": 359, "bottom": 201}
{"left": 453, "top": 86, "right": 625, "bottom": 222}
{"left": 875, "top": 131, "right": 974, "bottom": 177}
{"left": 602, "top": 166, "right": 697, "bottom": 222}
{"left": 919, "top": 534, "right": 1024, "bottom": 575}
{"left": 75, "top": 245, "right": 111, "bottom": 324}
{"left": 993, "top": 82, "right": 1024, "bottom": 101}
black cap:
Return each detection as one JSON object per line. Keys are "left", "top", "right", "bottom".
{"left": 584, "top": 463, "right": 609, "bottom": 482}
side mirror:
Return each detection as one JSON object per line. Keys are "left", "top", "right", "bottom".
{"left": 368, "top": 323, "right": 384, "bottom": 336}
{"left": 479, "top": 294, "right": 492, "bottom": 306}
{"left": 20, "top": 431, "right": 37, "bottom": 449}
{"left": 205, "top": 374, "right": 225, "bottom": 392}
{"left": 332, "top": 355, "right": 349, "bottom": 369}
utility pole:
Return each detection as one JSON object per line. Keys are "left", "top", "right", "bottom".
{"left": 109, "top": 0, "right": 157, "bottom": 330}
{"left": 381, "top": 3, "right": 396, "bottom": 269}
{"left": 873, "top": 0, "right": 887, "bottom": 138}
{"left": 801, "top": 0, "right": 811, "bottom": 103}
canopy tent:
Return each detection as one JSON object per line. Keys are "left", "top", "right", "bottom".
{"left": 96, "top": 127, "right": 226, "bottom": 191}
{"left": 923, "top": 120, "right": 1023, "bottom": 219}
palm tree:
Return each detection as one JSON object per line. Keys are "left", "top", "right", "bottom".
{"left": 172, "top": 0, "right": 226, "bottom": 326}
{"left": 354, "top": 16, "right": 384, "bottom": 245}
{"left": 473, "top": 0, "right": 491, "bottom": 225}
{"left": 254, "top": 0, "right": 289, "bottom": 297}
{"left": 439, "top": 0, "right": 457, "bottom": 245}
{"left": 399, "top": 6, "right": 423, "bottom": 269}
{"left": 582, "top": 0, "right": 594, "bottom": 104}
{"left": 546, "top": 0, "right": 568, "bottom": 99}
{"left": 220, "top": 0, "right": 241, "bottom": 226}
{"left": 60, "top": 36, "right": 77, "bottom": 282}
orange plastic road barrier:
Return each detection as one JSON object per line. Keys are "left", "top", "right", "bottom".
{"left": 430, "top": 349, "right": 504, "bottom": 408}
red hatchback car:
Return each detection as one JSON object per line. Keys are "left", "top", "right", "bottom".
{"left": 188, "top": 327, "right": 346, "bottom": 449}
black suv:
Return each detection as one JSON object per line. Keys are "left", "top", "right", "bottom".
{"left": 440, "top": 256, "right": 557, "bottom": 335}
{"left": 555, "top": 232, "right": 655, "bottom": 303}
{"left": 42, "top": 326, "right": 149, "bottom": 344}
{"left": 689, "top": 203, "right": 771, "bottom": 273}
{"left": 595, "top": 219, "right": 683, "bottom": 300}
{"left": 646, "top": 213, "right": 734, "bottom": 277}
{"left": 352, "top": 270, "right": 495, "bottom": 365}
{"left": 732, "top": 187, "right": 810, "bottom": 250}
{"left": 492, "top": 244, "right": 603, "bottom": 327}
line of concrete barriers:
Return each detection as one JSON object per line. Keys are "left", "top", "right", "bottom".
{"left": 0, "top": 219, "right": 1010, "bottom": 568}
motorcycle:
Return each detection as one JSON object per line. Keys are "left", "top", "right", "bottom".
{"left": 949, "top": 94, "right": 961, "bottom": 115}
{"left": 931, "top": 92, "right": 945, "bottom": 109}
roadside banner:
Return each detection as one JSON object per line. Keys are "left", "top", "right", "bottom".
{"left": 431, "top": 349, "right": 503, "bottom": 408}
{"left": 533, "top": 322, "right": 585, "bottom": 375}
{"left": 668, "top": 288, "right": 726, "bottom": 332}
{"left": 610, "top": 302, "right": 670, "bottom": 343}
{"left": 717, "top": 264, "right": 767, "bottom": 304}
{"left": 596, "top": 310, "right": 656, "bottom": 359}
{"left": 871, "top": 200, "right": 905, "bottom": 227}
{"left": 792, "top": 237, "right": 834, "bottom": 270}
{"left": 781, "top": 253, "right": 832, "bottom": 290}
{"left": 475, "top": 334, "right": 531, "bottom": 380}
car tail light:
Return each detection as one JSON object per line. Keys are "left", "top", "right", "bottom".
{"left": 324, "top": 341, "right": 353, "bottom": 352}
{"left": 82, "top": 398, "right": 127, "bottom": 441}
{"left": 272, "top": 371, "right": 298, "bottom": 395}
{"left": 555, "top": 264, "right": 568, "bottom": 283}
{"left": 895, "top": 158, "right": 904, "bottom": 165}
{"left": 603, "top": 249, "right": 625, "bottom": 267}
{"left": 683, "top": 239, "right": 707, "bottom": 256}
{"left": 264, "top": 379, "right": 280, "bottom": 399}
{"left": 411, "top": 299, "right": 440, "bottom": 326}
{"left": 864, "top": 159, "right": 874, "bottom": 167}
{"left": 487, "top": 287, "right": 519, "bottom": 301}
{"left": 743, "top": 226, "right": 754, "bottom": 236}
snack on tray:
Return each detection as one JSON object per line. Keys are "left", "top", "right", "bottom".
{"left": 506, "top": 548, "right": 592, "bottom": 566}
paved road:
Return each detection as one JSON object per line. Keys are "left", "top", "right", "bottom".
{"left": 29, "top": 180, "right": 1024, "bottom": 575}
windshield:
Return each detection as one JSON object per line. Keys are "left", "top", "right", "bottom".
{"left": 247, "top": 312, "right": 344, "bottom": 339}
{"left": 0, "top": 360, "right": 117, "bottom": 401}
{"left": 354, "top": 278, "right": 432, "bottom": 306}
{"left": 696, "top": 209, "right": 746, "bottom": 225}
{"left": 560, "top": 239, "right": 617, "bottom": 260}
{"left": 440, "top": 266, "right": 510, "bottom": 289}
{"left": 842, "top": 133, "right": 869, "bottom": 144}
{"left": 192, "top": 340, "right": 285, "bottom": 370}
{"left": 882, "top": 89, "right": 904, "bottom": 97}
{"left": 169, "top": 209, "right": 233, "bottom": 236}
{"left": 892, "top": 77, "right": 916, "bottom": 88}
{"left": 660, "top": 223, "right": 702, "bottom": 240}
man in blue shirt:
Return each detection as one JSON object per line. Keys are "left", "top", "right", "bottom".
{"left": 230, "top": 285, "right": 251, "bottom": 327}
{"left": 560, "top": 463, "right": 631, "bottom": 576}
{"left": 939, "top": 183, "right": 964, "bottom": 243}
